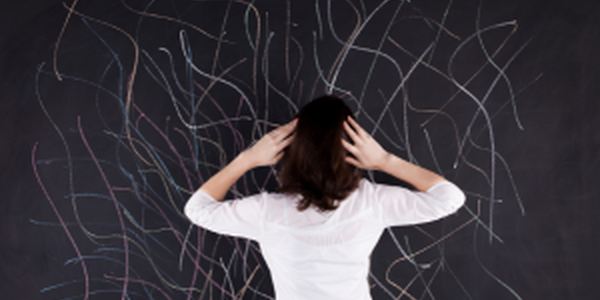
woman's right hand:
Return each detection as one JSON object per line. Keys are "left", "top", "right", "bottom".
{"left": 243, "top": 120, "right": 296, "bottom": 168}
{"left": 341, "top": 117, "right": 390, "bottom": 171}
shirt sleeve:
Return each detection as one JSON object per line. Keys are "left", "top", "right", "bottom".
{"left": 184, "top": 190, "right": 265, "bottom": 240}
{"left": 372, "top": 181, "right": 466, "bottom": 227}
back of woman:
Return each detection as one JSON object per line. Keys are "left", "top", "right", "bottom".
{"left": 185, "top": 95, "right": 465, "bottom": 299}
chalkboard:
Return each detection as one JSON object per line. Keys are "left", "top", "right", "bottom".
{"left": 1, "top": 0, "right": 599, "bottom": 299}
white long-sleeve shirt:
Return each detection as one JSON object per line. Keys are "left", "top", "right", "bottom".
{"left": 184, "top": 179, "right": 465, "bottom": 300}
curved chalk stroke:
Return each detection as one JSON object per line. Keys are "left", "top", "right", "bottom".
{"left": 32, "top": 0, "right": 532, "bottom": 299}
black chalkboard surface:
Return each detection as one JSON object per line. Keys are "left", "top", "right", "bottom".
{"left": 1, "top": 0, "right": 599, "bottom": 299}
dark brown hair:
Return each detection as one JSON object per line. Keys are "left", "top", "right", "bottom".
{"left": 278, "top": 95, "right": 361, "bottom": 211}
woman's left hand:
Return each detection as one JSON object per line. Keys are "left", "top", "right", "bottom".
{"left": 243, "top": 120, "right": 296, "bottom": 168}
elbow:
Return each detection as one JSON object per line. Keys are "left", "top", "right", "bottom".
{"left": 429, "top": 181, "right": 466, "bottom": 211}
{"left": 184, "top": 200, "right": 193, "bottom": 221}
{"left": 448, "top": 184, "right": 466, "bottom": 212}
{"left": 432, "top": 182, "right": 466, "bottom": 216}
{"left": 460, "top": 191, "right": 466, "bottom": 206}
{"left": 184, "top": 198, "right": 200, "bottom": 225}
{"left": 184, "top": 192, "right": 204, "bottom": 224}
{"left": 184, "top": 190, "right": 218, "bottom": 226}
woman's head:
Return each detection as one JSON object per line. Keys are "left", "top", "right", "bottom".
{"left": 278, "top": 95, "right": 361, "bottom": 211}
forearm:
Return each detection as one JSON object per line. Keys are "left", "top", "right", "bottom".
{"left": 377, "top": 153, "right": 446, "bottom": 192}
{"left": 198, "top": 152, "right": 254, "bottom": 201}
{"left": 196, "top": 120, "right": 296, "bottom": 201}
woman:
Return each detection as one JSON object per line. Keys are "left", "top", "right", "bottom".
{"left": 184, "top": 95, "right": 465, "bottom": 300}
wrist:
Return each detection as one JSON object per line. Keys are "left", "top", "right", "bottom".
{"left": 375, "top": 152, "right": 393, "bottom": 172}
{"left": 233, "top": 151, "right": 256, "bottom": 172}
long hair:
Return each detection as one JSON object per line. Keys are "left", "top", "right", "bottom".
{"left": 278, "top": 95, "right": 361, "bottom": 211}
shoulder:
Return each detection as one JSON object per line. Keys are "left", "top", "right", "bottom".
{"left": 249, "top": 190, "right": 298, "bottom": 203}
{"left": 336, "top": 178, "right": 381, "bottom": 210}
{"left": 248, "top": 191, "right": 301, "bottom": 212}
{"left": 354, "top": 178, "right": 376, "bottom": 193}
{"left": 352, "top": 178, "right": 410, "bottom": 199}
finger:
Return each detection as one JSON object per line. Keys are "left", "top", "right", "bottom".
{"left": 271, "top": 124, "right": 288, "bottom": 136}
{"left": 282, "top": 118, "right": 297, "bottom": 129}
{"left": 343, "top": 120, "right": 360, "bottom": 143}
{"left": 280, "top": 134, "right": 294, "bottom": 148}
{"left": 274, "top": 119, "right": 297, "bottom": 138}
{"left": 344, "top": 156, "right": 361, "bottom": 168}
{"left": 272, "top": 151, "right": 285, "bottom": 164}
{"left": 341, "top": 138, "right": 357, "bottom": 155}
{"left": 346, "top": 116, "right": 365, "bottom": 136}
{"left": 269, "top": 126, "right": 291, "bottom": 142}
